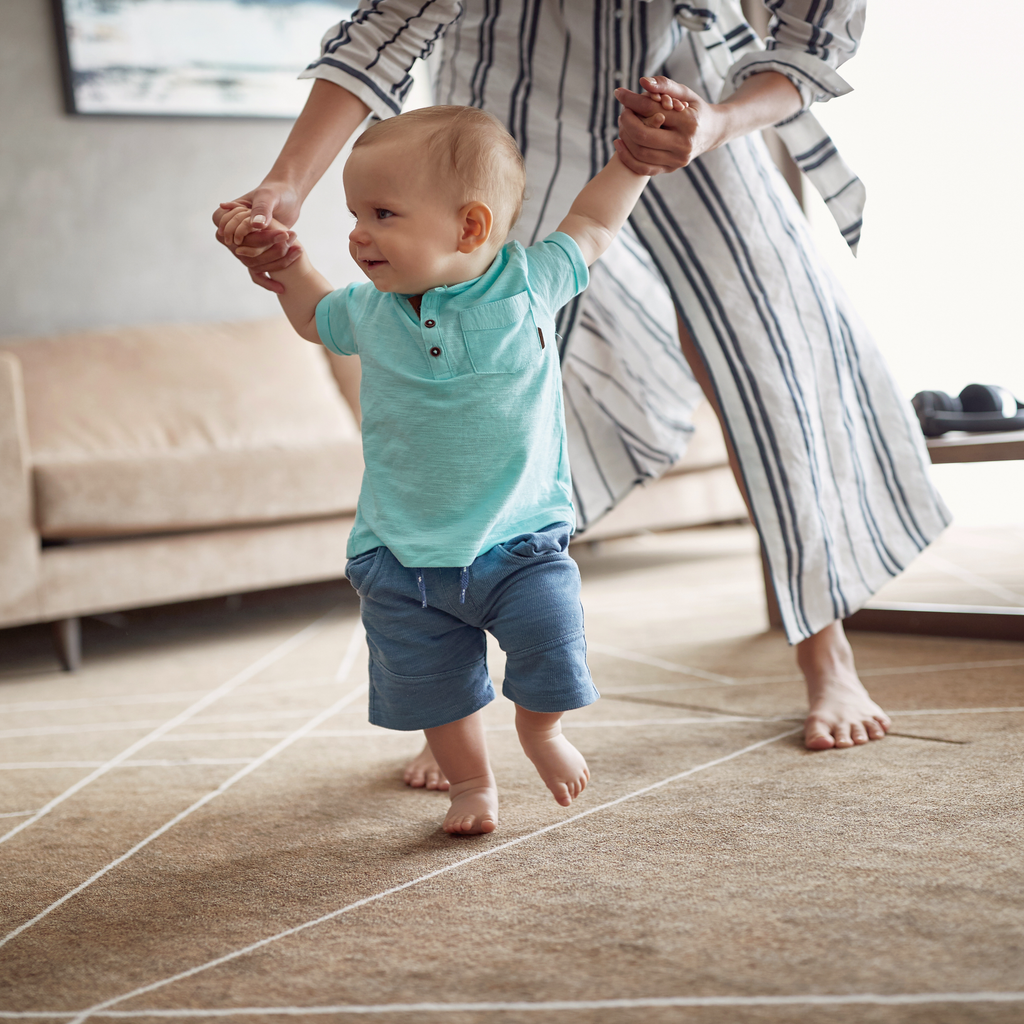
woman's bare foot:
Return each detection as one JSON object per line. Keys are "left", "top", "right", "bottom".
{"left": 798, "top": 621, "right": 892, "bottom": 750}
{"left": 515, "top": 708, "right": 590, "bottom": 807}
{"left": 402, "top": 742, "right": 449, "bottom": 790}
{"left": 443, "top": 775, "right": 498, "bottom": 834}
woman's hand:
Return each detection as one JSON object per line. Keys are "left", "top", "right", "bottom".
{"left": 615, "top": 72, "right": 802, "bottom": 176}
{"left": 614, "top": 77, "right": 725, "bottom": 176}
{"left": 212, "top": 190, "right": 303, "bottom": 295}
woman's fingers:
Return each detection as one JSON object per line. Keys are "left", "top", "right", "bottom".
{"left": 618, "top": 106, "right": 697, "bottom": 170}
{"left": 615, "top": 85, "right": 668, "bottom": 120}
{"left": 639, "top": 75, "right": 700, "bottom": 106}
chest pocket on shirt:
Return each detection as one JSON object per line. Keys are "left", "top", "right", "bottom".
{"left": 459, "top": 292, "right": 537, "bottom": 374}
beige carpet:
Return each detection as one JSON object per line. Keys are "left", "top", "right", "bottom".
{"left": 1, "top": 525, "right": 1022, "bottom": 1024}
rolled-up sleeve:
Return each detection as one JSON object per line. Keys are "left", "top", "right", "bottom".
{"left": 298, "top": 0, "right": 464, "bottom": 119}
{"left": 726, "top": 0, "right": 866, "bottom": 109}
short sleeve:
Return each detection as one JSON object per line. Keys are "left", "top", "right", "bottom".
{"left": 523, "top": 232, "right": 590, "bottom": 317}
{"left": 315, "top": 285, "right": 361, "bottom": 356}
{"left": 299, "top": 0, "right": 464, "bottom": 120}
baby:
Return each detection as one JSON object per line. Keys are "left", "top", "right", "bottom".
{"left": 218, "top": 105, "right": 657, "bottom": 835}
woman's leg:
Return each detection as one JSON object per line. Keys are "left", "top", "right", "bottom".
{"left": 676, "top": 315, "right": 890, "bottom": 749}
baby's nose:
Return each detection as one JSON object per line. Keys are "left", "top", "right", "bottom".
{"left": 349, "top": 223, "right": 370, "bottom": 245}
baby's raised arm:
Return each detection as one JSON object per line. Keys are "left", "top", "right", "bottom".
{"left": 218, "top": 208, "right": 331, "bottom": 345}
{"left": 557, "top": 102, "right": 676, "bottom": 266}
{"left": 557, "top": 153, "right": 651, "bottom": 267}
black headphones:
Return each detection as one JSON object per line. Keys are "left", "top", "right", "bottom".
{"left": 912, "top": 384, "right": 1024, "bottom": 437}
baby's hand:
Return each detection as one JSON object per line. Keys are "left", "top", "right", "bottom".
{"left": 638, "top": 77, "right": 687, "bottom": 127}
{"left": 217, "top": 203, "right": 297, "bottom": 258}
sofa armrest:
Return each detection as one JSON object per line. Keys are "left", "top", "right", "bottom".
{"left": 0, "top": 352, "right": 39, "bottom": 605}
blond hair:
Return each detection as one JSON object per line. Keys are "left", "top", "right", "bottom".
{"left": 353, "top": 106, "right": 526, "bottom": 240}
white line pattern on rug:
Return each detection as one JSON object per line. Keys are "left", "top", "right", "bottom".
{"left": 15, "top": 705, "right": 1010, "bottom": 753}
{"left": 4, "top": 991, "right": 1024, "bottom": 1017}
{"left": 0, "top": 611, "right": 338, "bottom": 846}
{"left": 588, "top": 647, "right": 1024, "bottom": 687}
{"left": 65, "top": 726, "right": 801, "bottom": 1024}
{"left": 0, "top": 677, "right": 338, "bottom": 716}
{"left": 0, "top": 709, "right": 332, "bottom": 740}
{"left": 0, "top": 624, "right": 366, "bottom": 952}
{"left": 587, "top": 643, "right": 737, "bottom": 683}
{"left": 0, "top": 760, "right": 258, "bottom": 771}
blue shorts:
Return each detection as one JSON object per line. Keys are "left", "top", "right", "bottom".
{"left": 345, "top": 523, "right": 598, "bottom": 731}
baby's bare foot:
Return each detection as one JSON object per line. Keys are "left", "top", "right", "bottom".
{"left": 403, "top": 742, "right": 450, "bottom": 790}
{"left": 517, "top": 718, "right": 590, "bottom": 807}
{"left": 443, "top": 776, "right": 498, "bottom": 835}
{"left": 798, "top": 622, "right": 891, "bottom": 750}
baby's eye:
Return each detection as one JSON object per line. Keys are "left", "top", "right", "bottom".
{"left": 375, "top": 208, "right": 394, "bottom": 220}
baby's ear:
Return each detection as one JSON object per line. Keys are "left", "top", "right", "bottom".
{"left": 457, "top": 201, "right": 494, "bottom": 253}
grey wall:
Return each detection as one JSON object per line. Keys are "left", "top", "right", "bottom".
{"left": 0, "top": 0, "right": 362, "bottom": 339}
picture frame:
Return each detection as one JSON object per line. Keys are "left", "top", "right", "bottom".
{"left": 52, "top": 0, "right": 354, "bottom": 119}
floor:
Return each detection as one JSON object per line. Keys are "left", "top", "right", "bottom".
{"left": 1, "top": 524, "right": 1022, "bottom": 1023}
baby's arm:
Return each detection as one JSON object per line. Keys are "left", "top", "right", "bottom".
{"left": 219, "top": 207, "right": 331, "bottom": 344}
{"left": 556, "top": 154, "right": 651, "bottom": 267}
{"left": 556, "top": 91, "right": 684, "bottom": 266}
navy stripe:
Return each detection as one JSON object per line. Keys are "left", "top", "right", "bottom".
{"left": 839, "top": 312, "right": 931, "bottom": 550}
{"left": 469, "top": 0, "right": 500, "bottom": 109}
{"left": 823, "top": 177, "right": 858, "bottom": 204}
{"left": 728, "top": 33, "right": 757, "bottom": 52}
{"left": 728, "top": 138, "right": 873, "bottom": 605}
{"left": 733, "top": 57, "right": 842, "bottom": 98}
{"left": 306, "top": 57, "right": 402, "bottom": 114}
{"left": 800, "top": 146, "right": 838, "bottom": 172}
{"left": 633, "top": 186, "right": 812, "bottom": 635}
{"left": 689, "top": 160, "right": 844, "bottom": 620}
{"left": 741, "top": 135, "right": 905, "bottom": 581}
{"left": 528, "top": 23, "right": 572, "bottom": 246}
{"left": 365, "top": 0, "right": 439, "bottom": 71}
{"left": 793, "top": 137, "right": 833, "bottom": 162}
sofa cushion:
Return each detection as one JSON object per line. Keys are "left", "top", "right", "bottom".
{"left": 3, "top": 318, "right": 364, "bottom": 538}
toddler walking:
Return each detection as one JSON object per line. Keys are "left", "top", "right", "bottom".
{"left": 218, "top": 105, "right": 656, "bottom": 834}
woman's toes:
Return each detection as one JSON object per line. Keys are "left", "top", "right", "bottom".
{"left": 866, "top": 719, "right": 887, "bottom": 740}
{"left": 850, "top": 722, "right": 869, "bottom": 745}
{"left": 804, "top": 717, "right": 836, "bottom": 750}
{"left": 832, "top": 724, "right": 854, "bottom": 748}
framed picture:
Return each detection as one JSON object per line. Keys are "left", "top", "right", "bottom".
{"left": 52, "top": 0, "right": 355, "bottom": 118}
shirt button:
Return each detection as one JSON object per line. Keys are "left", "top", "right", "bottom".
{"left": 424, "top": 319, "right": 436, "bottom": 328}
{"left": 429, "top": 346, "right": 441, "bottom": 357}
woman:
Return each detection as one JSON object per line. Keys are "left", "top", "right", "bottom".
{"left": 215, "top": 0, "right": 948, "bottom": 769}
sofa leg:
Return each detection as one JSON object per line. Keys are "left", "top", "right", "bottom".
{"left": 53, "top": 617, "right": 82, "bottom": 672}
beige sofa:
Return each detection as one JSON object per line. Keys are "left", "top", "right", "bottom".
{"left": 0, "top": 316, "right": 744, "bottom": 668}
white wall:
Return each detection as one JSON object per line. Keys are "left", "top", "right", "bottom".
{"left": 803, "top": 0, "right": 1023, "bottom": 527}
{"left": 0, "top": 0, "right": 364, "bottom": 338}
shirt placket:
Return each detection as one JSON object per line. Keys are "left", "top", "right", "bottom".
{"left": 418, "top": 293, "right": 454, "bottom": 380}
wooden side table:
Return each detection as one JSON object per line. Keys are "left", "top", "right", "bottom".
{"left": 762, "top": 430, "right": 1024, "bottom": 641}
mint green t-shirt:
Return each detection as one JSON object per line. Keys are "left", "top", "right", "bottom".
{"left": 315, "top": 231, "right": 588, "bottom": 568}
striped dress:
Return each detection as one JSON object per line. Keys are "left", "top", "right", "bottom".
{"left": 300, "top": 0, "right": 950, "bottom": 643}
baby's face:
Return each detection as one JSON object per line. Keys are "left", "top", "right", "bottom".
{"left": 344, "top": 139, "right": 469, "bottom": 295}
